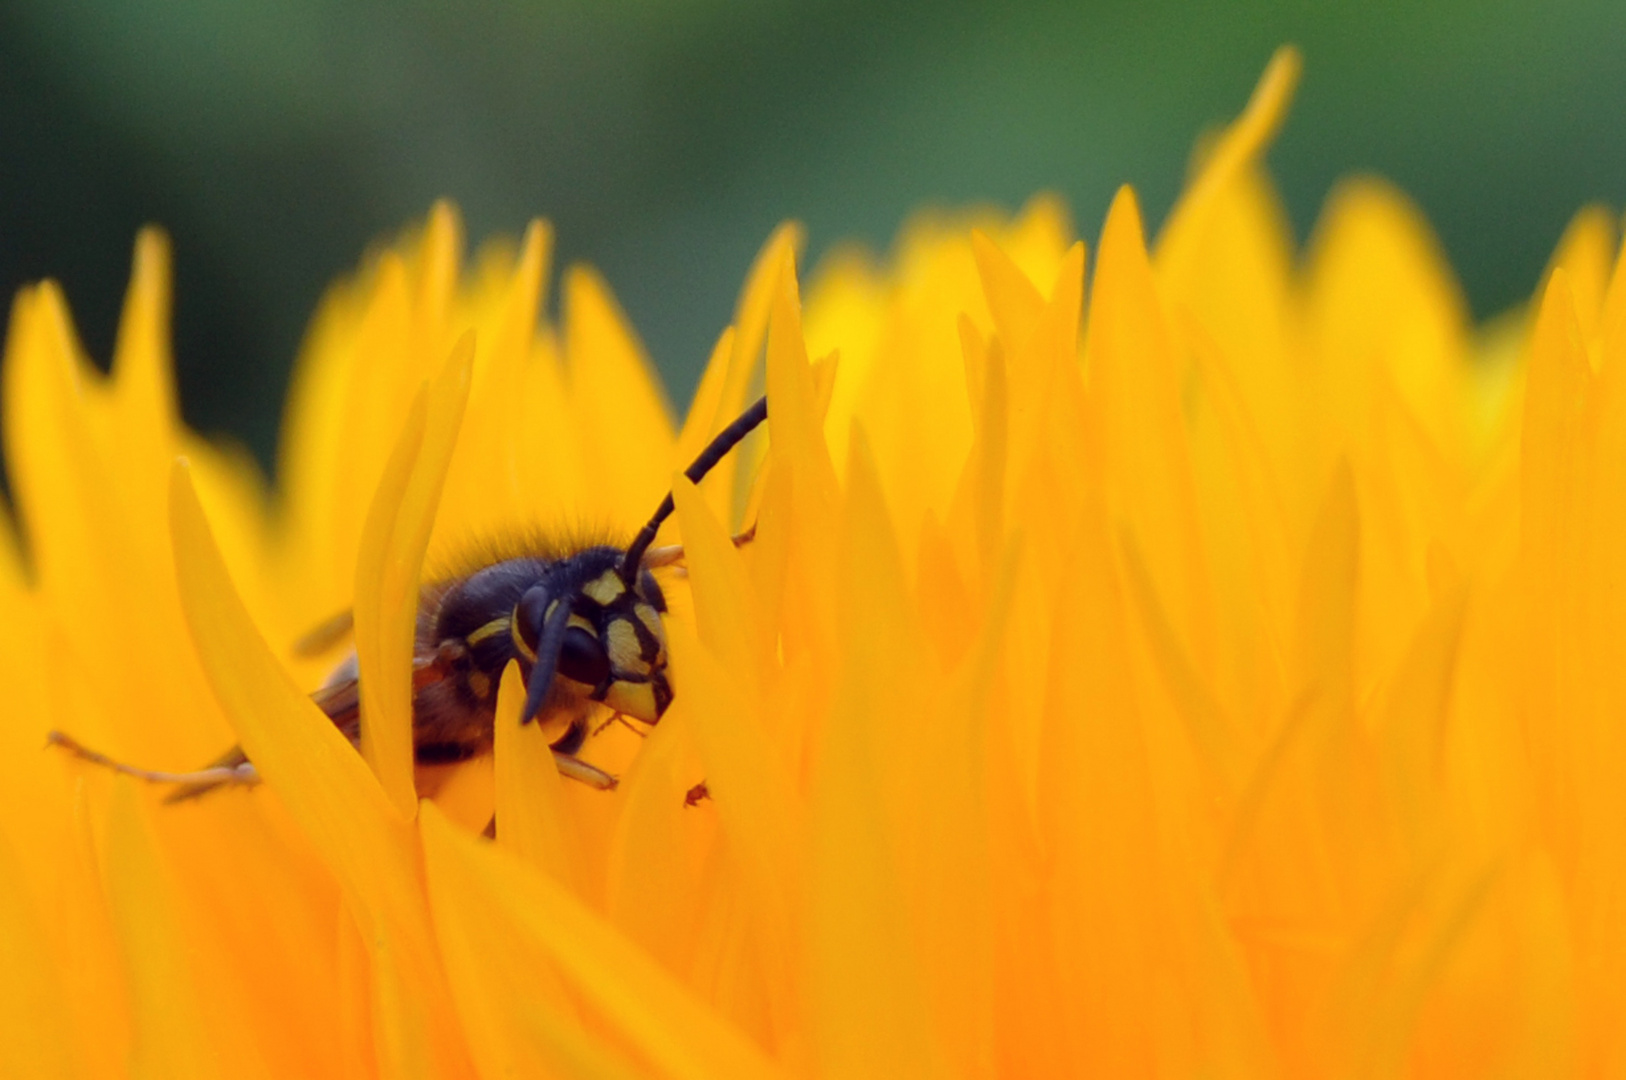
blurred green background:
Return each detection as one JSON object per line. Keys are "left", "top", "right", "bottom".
{"left": 3, "top": 0, "right": 1624, "bottom": 472}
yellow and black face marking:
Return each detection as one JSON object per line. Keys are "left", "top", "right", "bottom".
{"left": 47, "top": 395, "right": 769, "bottom": 805}
{"left": 480, "top": 548, "right": 673, "bottom": 728}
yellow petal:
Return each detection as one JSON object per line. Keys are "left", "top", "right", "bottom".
{"left": 170, "top": 460, "right": 476, "bottom": 1078}
{"left": 971, "top": 227, "right": 1045, "bottom": 352}
{"left": 492, "top": 660, "right": 582, "bottom": 889}
{"left": 438, "top": 219, "right": 552, "bottom": 534}
{"left": 670, "top": 473, "right": 762, "bottom": 700}
{"left": 110, "top": 228, "right": 178, "bottom": 452}
{"left": 1542, "top": 205, "right": 1616, "bottom": 352}
{"left": 1294, "top": 459, "right": 1360, "bottom": 714}
{"left": 674, "top": 326, "right": 738, "bottom": 522}
{"left": 1087, "top": 186, "right": 1215, "bottom": 671}
{"left": 1305, "top": 178, "right": 1472, "bottom": 466}
{"left": 354, "top": 332, "right": 474, "bottom": 817}
{"left": 661, "top": 616, "right": 801, "bottom": 1045}
{"left": 564, "top": 264, "right": 677, "bottom": 520}
{"left": 724, "top": 222, "right": 805, "bottom": 413}
{"left": 103, "top": 780, "right": 272, "bottom": 1079}
{"left": 0, "top": 830, "right": 80, "bottom": 1076}
{"left": 419, "top": 801, "right": 782, "bottom": 1080}
{"left": 1521, "top": 269, "right": 1591, "bottom": 548}
{"left": 765, "top": 246, "right": 842, "bottom": 670}
{"left": 1157, "top": 44, "right": 1301, "bottom": 269}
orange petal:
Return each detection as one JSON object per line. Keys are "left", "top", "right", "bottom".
{"left": 1157, "top": 45, "right": 1301, "bottom": 266}
{"left": 564, "top": 264, "right": 676, "bottom": 520}
{"left": 102, "top": 781, "right": 270, "bottom": 1079}
{"left": 492, "top": 660, "right": 582, "bottom": 889}
{"left": 419, "top": 801, "right": 782, "bottom": 1080}
{"left": 971, "top": 228, "right": 1045, "bottom": 352}
{"left": 354, "top": 332, "right": 474, "bottom": 817}
{"left": 170, "top": 460, "right": 476, "bottom": 1077}
{"left": 1087, "top": 187, "right": 1215, "bottom": 672}
{"left": 0, "top": 829, "right": 81, "bottom": 1076}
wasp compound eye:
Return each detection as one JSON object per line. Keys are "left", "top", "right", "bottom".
{"left": 557, "top": 626, "right": 610, "bottom": 687}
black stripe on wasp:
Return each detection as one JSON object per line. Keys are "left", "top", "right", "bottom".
{"left": 49, "top": 395, "right": 767, "bottom": 806}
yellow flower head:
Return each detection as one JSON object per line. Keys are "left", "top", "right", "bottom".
{"left": 5, "top": 46, "right": 1623, "bottom": 1075}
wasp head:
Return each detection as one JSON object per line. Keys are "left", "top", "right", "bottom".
{"left": 511, "top": 547, "right": 672, "bottom": 726}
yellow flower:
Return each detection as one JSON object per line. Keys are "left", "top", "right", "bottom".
{"left": 4, "top": 44, "right": 1621, "bottom": 1075}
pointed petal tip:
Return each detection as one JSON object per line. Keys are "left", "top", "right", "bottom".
{"left": 168, "top": 454, "right": 194, "bottom": 498}
{"left": 1107, "top": 185, "right": 1145, "bottom": 228}
{"left": 1101, "top": 186, "right": 1150, "bottom": 259}
{"left": 1542, "top": 264, "right": 1574, "bottom": 306}
{"left": 766, "top": 219, "right": 807, "bottom": 263}
{"left": 521, "top": 217, "right": 554, "bottom": 248}
{"left": 1532, "top": 265, "right": 1585, "bottom": 354}
{"left": 427, "top": 199, "right": 463, "bottom": 234}
{"left": 774, "top": 239, "right": 802, "bottom": 308}
{"left": 1232, "top": 47, "right": 1302, "bottom": 154}
{"left": 132, "top": 227, "right": 173, "bottom": 275}
{"left": 1259, "top": 45, "right": 1303, "bottom": 105}
{"left": 351, "top": 331, "right": 473, "bottom": 819}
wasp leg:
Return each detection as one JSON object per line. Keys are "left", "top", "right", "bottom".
{"left": 48, "top": 731, "right": 260, "bottom": 797}
{"left": 552, "top": 751, "right": 617, "bottom": 790}
{"left": 639, "top": 522, "right": 760, "bottom": 571}
{"left": 551, "top": 716, "right": 588, "bottom": 756}
{"left": 640, "top": 544, "right": 683, "bottom": 569}
{"left": 544, "top": 715, "right": 617, "bottom": 789}
{"left": 414, "top": 741, "right": 482, "bottom": 765}
{"left": 590, "top": 710, "right": 650, "bottom": 739}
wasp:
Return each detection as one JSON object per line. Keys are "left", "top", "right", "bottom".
{"left": 49, "top": 395, "right": 768, "bottom": 802}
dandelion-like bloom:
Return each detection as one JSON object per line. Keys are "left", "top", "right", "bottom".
{"left": 4, "top": 47, "right": 1622, "bottom": 1075}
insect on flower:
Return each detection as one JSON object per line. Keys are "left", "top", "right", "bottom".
{"left": 50, "top": 395, "right": 768, "bottom": 802}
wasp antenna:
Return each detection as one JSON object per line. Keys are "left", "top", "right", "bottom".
{"left": 521, "top": 589, "right": 576, "bottom": 724}
{"left": 620, "top": 394, "right": 769, "bottom": 582}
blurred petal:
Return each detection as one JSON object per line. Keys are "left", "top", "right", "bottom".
{"left": 420, "top": 803, "right": 782, "bottom": 1080}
